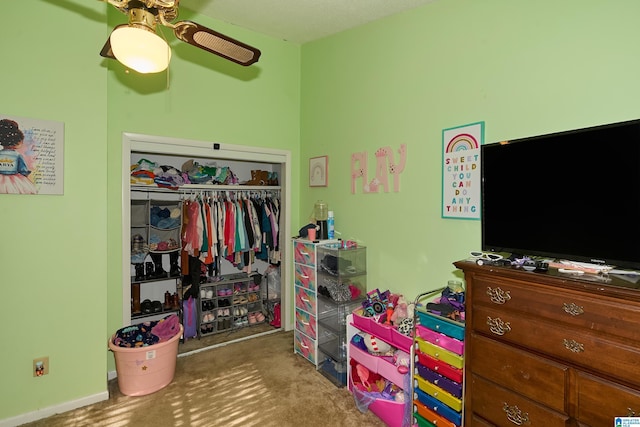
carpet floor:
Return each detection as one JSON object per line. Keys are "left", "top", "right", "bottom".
{"left": 22, "top": 330, "right": 387, "bottom": 427}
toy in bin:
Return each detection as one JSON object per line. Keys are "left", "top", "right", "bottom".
{"left": 359, "top": 289, "right": 417, "bottom": 337}
{"left": 361, "top": 289, "right": 391, "bottom": 317}
{"left": 426, "top": 284, "right": 465, "bottom": 322}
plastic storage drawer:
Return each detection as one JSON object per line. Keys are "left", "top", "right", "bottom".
{"left": 417, "top": 309, "right": 464, "bottom": 340}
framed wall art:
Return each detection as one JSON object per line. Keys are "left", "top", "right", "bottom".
{"left": 441, "top": 121, "right": 484, "bottom": 219}
{"left": 0, "top": 113, "right": 65, "bottom": 195}
{"left": 309, "top": 155, "right": 328, "bottom": 187}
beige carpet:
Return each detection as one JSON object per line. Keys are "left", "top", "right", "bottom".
{"left": 22, "top": 330, "right": 386, "bottom": 427}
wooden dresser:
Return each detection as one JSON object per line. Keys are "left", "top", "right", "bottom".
{"left": 455, "top": 260, "right": 640, "bottom": 427}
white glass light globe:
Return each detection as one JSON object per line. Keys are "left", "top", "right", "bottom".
{"left": 110, "top": 26, "right": 171, "bottom": 74}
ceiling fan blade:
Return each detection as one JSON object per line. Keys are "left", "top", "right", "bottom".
{"left": 99, "top": 34, "right": 116, "bottom": 60}
{"left": 172, "top": 21, "right": 261, "bottom": 66}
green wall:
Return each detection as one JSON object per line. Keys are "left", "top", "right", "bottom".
{"left": 104, "top": 7, "right": 300, "bottom": 375}
{"left": 0, "top": 0, "right": 108, "bottom": 420}
{"left": 300, "top": 0, "right": 640, "bottom": 299}
{"left": 4, "top": 0, "right": 640, "bottom": 423}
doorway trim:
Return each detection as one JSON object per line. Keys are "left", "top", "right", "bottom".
{"left": 121, "top": 132, "right": 292, "bottom": 332}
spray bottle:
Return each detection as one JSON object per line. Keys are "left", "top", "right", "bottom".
{"left": 327, "top": 211, "right": 335, "bottom": 239}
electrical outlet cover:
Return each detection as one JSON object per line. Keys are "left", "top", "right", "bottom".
{"left": 33, "top": 357, "right": 49, "bottom": 377}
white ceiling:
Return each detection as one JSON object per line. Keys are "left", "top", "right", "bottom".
{"left": 185, "top": 0, "right": 438, "bottom": 44}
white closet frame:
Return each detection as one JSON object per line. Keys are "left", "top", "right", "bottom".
{"left": 120, "top": 132, "right": 293, "bottom": 331}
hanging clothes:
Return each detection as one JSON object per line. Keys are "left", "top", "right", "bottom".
{"left": 180, "top": 189, "right": 280, "bottom": 271}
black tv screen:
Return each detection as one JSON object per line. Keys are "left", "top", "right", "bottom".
{"left": 481, "top": 118, "right": 640, "bottom": 270}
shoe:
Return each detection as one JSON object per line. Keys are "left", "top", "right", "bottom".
{"left": 169, "top": 251, "right": 181, "bottom": 277}
{"left": 152, "top": 300, "right": 163, "bottom": 313}
{"left": 131, "top": 283, "right": 141, "bottom": 314}
{"left": 205, "top": 289, "right": 214, "bottom": 299}
{"left": 270, "top": 303, "right": 281, "bottom": 328}
{"left": 150, "top": 253, "right": 168, "bottom": 279}
{"left": 145, "top": 262, "right": 155, "bottom": 280}
{"left": 172, "top": 293, "right": 180, "bottom": 310}
{"left": 233, "top": 296, "right": 248, "bottom": 305}
{"left": 248, "top": 313, "right": 257, "bottom": 324}
{"left": 255, "top": 312, "right": 265, "bottom": 322}
{"left": 134, "top": 264, "right": 145, "bottom": 281}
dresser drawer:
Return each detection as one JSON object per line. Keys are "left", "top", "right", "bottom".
{"left": 413, "top": 400, "right": 458, "bottom": 427}
{"left": 294, "top": 241, "right": 317, "bottom": 267}
{"left": 416, "top": 364, "right": 463, "bottom": 398}
{"left": 470, "top": 374, "right": 570, "bottom": 427}
{"left": 294, "top": 329, "right": 316, "bottom": 365}
{"left": 417, "top": 309, "right": 465, "bottom": 340}
{"left": 473, "top": 305, "right": 640, "bottom": 385}
{"left": 416, "top": 350, "right": 464, "bottom": 383}
{"left": 469, "top": 333, "right": 568, "bottom": 413}
{"left": 414, "top": 375, "right": 462, "bottom": 412}
{"left": 414, "top": 387, "right": 462, "bottom": 426}
{"left": 294, "top": 263, "right": 316, "bottom": 291}
{"left": 295, "top": 307, "right": 317, "bottom": 339}
{"left": 473, "top": 274, "right": 640, "bottom": 342}
{"left": 416, "top": 337, "right": 464, "bottom": 369}
{"left": 417, "top": 325, "right": 464, "bottom": 355}
{"left": 576, "top": 372, "right": 640, "bottom": 426}
{"left": 295, "top": 285, "right": 316, "bottom": 314}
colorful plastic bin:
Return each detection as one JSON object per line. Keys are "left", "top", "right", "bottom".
{"left": 109, "top": 324, "right": 183, "bottom": 396}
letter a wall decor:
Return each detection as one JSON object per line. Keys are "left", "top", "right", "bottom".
{"left": 442, "top": 122, "right": 484, "bottom": 219}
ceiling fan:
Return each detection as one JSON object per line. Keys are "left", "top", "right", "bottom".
{"left": 100, "top": 0, "right": 261, "bottom": 73}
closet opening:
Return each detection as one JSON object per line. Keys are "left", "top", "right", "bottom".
{"left": 121, "top": 132, "right": 292, "bottom": 352}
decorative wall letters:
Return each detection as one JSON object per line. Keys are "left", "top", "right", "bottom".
{"left": 351, "top": 144, "right": 406, "bottom": 194}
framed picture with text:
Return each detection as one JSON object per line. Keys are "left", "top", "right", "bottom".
{"left": 309, "top": 156, "right": 328, "bottom": 187}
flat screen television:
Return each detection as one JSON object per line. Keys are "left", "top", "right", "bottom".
{"left": 481, "top": 118, "right": 640, "bottom": 270}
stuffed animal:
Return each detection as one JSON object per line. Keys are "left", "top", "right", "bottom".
{"left": 397, "top": 317, "right": 414, "bottom": 336}
{"left": 390, "top": 295, "right": 408, "bottom": 326}
{"left": 362, "top": 332, "right": 394, "bottom": 356}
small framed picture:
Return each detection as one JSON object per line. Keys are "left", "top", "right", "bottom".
{"left": 309, "top": 156, "right": 328, "bottom": 187}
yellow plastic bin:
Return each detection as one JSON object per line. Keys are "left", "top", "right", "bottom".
{"left": 109, "top": 323, "right": 183, "bottom": 396}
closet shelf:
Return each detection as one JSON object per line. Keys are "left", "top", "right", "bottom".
{"left": 132, "top": 184, "right": 280, "bottom": 193}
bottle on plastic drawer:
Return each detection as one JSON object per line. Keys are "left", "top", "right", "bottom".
{"left": 327, "top": 211, "right": 335, "bottom": 239}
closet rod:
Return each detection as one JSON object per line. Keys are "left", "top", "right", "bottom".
{"left": 131, "top": 184, "right": 280, "bottom": 194}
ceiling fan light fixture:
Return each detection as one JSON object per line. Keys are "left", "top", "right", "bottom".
{"left": 109, "top": 8, "right": 171, "bottom": 74}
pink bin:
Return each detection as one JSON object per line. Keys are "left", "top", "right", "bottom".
{"left": 109, "top": 324, "right": 183, "bottom": 396}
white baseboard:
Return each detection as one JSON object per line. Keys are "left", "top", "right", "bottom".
{"left": 0, "top": 391, "right": 109, "bottom": 427}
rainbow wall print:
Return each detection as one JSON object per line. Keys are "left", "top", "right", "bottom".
{"left": 442, "top": 122, "right": 484, "bottom": 219}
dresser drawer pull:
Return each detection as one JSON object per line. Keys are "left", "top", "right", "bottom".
{"left": 629, "top": 408, "right": 637, "bottom": 417}
{"left": 562, "top": 302, "right": 584, "bottom": 316}
{"left": 563, "top": 338, "right": 584, "bottom": 353}
{"left": 502, "top": 403, "right": 530, "bottom": 425}
{"left": 487, "top": 287, "right": 511, "bottom": 304}
{"left": 487, "top": 316, "right": 511, "bottom": 336}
